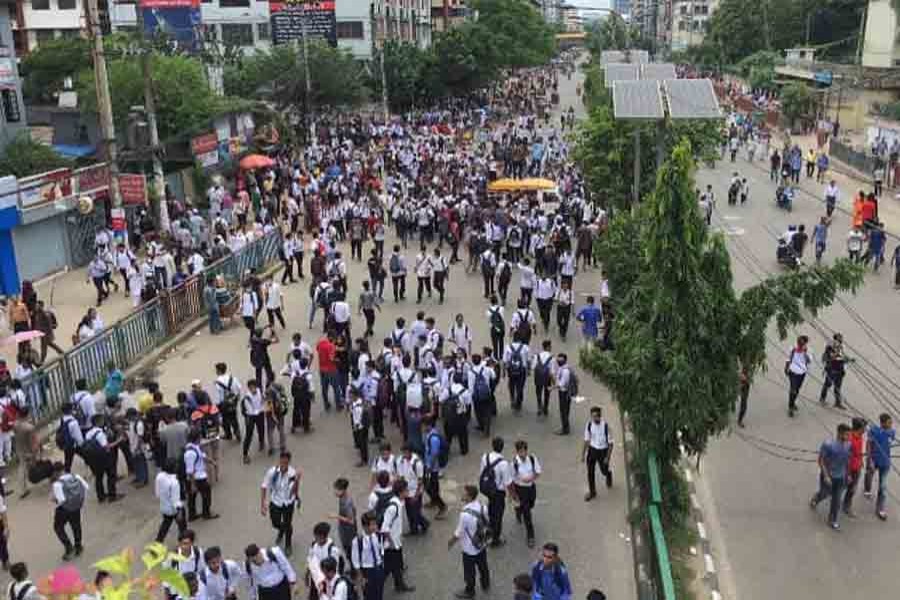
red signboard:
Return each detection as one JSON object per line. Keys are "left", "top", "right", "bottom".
{"left": 118, "top": 174, "right": 147, "bottom": 205}
{"left": 191, "top": 132, "right": 218, "bottom": 156}
{"left": 76, "top": 163, "right": 111, "bottom": 193}
{"left": 139, "top": 0, "right": 200, "bottom": 7}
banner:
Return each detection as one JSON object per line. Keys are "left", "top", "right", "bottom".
{"left": 191, "top": 133, "right": 219, "bottom": 168}
{"left": 141, "top": 5, "right": 202, "bottom": 53}
{"left": 75, "top": 163, "right": 110, "bottom": 194}
{"left": 19, "top": 169, "right": 73, "bottom": 208}
{"left": 118, "top": 174, "right": 147, "bottom": 205}
{"left": 270, "top": 1, "right": 337, "bottom": 47}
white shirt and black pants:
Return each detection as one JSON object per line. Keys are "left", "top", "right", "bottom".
{"left": 245, "top": 546, "right": 297, "bottom": 600}
{"left": 456, "top": 501, "right": 491, "bottom": 597}
{"left": 262, "top": 466, "right": 298, "bottom": 551}
{"left": 351, "top": 532, "right": 385, "bottom": 600}
{"left": 786, "top": 347, "right": 811, "bottom": 416}
{"left": 584, "top": 419, "right": 613, "bottom": 497}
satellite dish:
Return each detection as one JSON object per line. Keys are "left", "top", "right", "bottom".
{"left": 77, "top": 196, "right": 94, "bottom": 215}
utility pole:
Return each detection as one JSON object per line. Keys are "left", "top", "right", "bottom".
{"left": 135, "top": 5, "right": 169, "bottom": 232}
{"left": 84, "top": 0, "right": 123, "bottom": 207}
{"left": 300, "top": 3, "right": 314, "bottom": 145}
{"left": 379, "top": 42, "right": 389, "bottom": 124}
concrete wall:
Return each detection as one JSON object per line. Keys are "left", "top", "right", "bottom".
{"left": 863, "top": 0, "right": 899, "bottom": 68}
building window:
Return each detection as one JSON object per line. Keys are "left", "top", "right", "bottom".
{"left": 219, "top": 0, "right": 250, "bottom": 7}
{"left": 257, "top": 22, "right": 270, "bottom": 40}
{"left": 31, "top": 0, "right": 50, "bottom": 9}
{"left": 677, "top": 20, "right": 685, "bottom": 31}
{"left": 337, "top": 21, "right": 364, "bottom": 39}
{"left": 2, "top": 90, "right": 21, "bottom": 123}
{"left": 58, "top": 0, "right": 77, "bottom": 10}
{"left": 221, "top": 23, "right": 253, "bottom": 46}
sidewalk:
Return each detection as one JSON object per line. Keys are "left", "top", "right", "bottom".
{"left": 4, "top": 264, "right": 137, "bottom": 365}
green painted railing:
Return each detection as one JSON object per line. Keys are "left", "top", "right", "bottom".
{"left": 647, "top": 451, "right": 677, "bottom": 600}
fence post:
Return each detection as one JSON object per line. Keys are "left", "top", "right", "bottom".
{"left": 113, "top": 322, "right": 127, "bottom": 370}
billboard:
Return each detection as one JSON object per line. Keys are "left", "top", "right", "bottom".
{"left": 140, "top": 0, "right": 203, "bottom": 53}
{"left": 270, "top": 1, "right": 337, "bottom": 47}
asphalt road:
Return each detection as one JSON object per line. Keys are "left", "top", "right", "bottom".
{"left": 1, "top": 60, "right": 636, "bottom": 600}
{"left": 696, "top": 153, "right": 900, "bottom": 600}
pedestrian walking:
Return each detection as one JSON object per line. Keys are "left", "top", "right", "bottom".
{"left": 582, "top": 406, "right": 613, "bottom": 501}
{"left": 250, "top": 328, "right": 279, "bottom": 389}
{"left": 264, "top": 277, "right": 286, "bottom": 330}
{"left": 819, "top": 333, "right": 848, "bottom": 409}
{"left": 50, "top": 462, "right": 87, "bottom": 561}
{"left": 307, "top": 522, "right": 345, "bottom": 598}
{"left": 379, "top": 479, "right": 415, "bottom": 593}
{"left": 810, "top": 423, "right": 851, "bottom": 530}
{"left": 214, "top": 363, "right": 242, "bottom": 442}
{"left": 864, "top": 412, "right": 895, "bottom": 520}
{"left": 576, "top": 296, "right": 602, "bottom": 347}
{"left": 555, "top": 281, "right": 573, "bottom": 340}
{"left": 530, "top": 543, "right": 573, "bottom": 600}
{"left": 785, "top": 335, "right": 811, "bottom": 417}
{"left": 350, "top": 512, "right": 385, "bottom": 600}
{"left": 243, "top": 543, "right": 297, "bottom": 600}
{"left": 511, "top": 440, "right": 541, "bottom": 548}
{"left": 7, "top": 563, "right": 41, "bottom": 600}
{"left": 398, "top": 444, "right": 428, "bottom": 535}
{"left": 503, "top": 339, "right": 530, "bottom": 412}
{"left": 842, "top": 417, "right": 866, "bottom": 517}
{"left": 81, "top": 414, "right": 122, "bottom": 503}
{"left": 184, "top": 429, "right": 219, "bottom": 521}
{"left": 486, "top": 299, "right": 505, "bottom": 361}
{"left": 261, "top": 451, "right": 301, "bottom": 556}
{"left": 553, "top": 354, "right": 575, "bottom": 435}
{"left": 242, "top": 380, "right": 267, "bottom": 463}
{"left": 432, "top": 248, "right": 449, "bottom": 303}
{"left": 479, "top": 437, "right": 513, "bottom": 547}
{"left": 532, "top": 341, "right": 554, "bottom": 418}
{"left": 200, "top": 547, "right": 242, "bottom": 600}
{"left": 448, "top": 484, "right": 490, "bottom": 599}
{"left": 331, "top": 478, "right": 357, "bottom": 560}
{"left": 423, "top": 417, "right": 448, "bottom": 519}
{"left": 155, "top": 458, "right": 186, "bottom": 543}
{"left": 265, "top": 381, "right": 288, "bottom": 453}
{"left": 389, "top": 246, "right": 408, "bottom": 302}
{"left": 349, "top": 387, "right": 370, "bottom": 466}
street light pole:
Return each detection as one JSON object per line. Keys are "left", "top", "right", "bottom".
{"left": 300, "top": 3, "right": 314, "bottom": 145}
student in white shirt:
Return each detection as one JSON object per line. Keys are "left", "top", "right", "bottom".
{"left": 214, "top": 362, "right": 242, "bottom": 441}
{"left": 554, "top": 353, "right": 574, "bottom": 435}
{"left": 317, "top": 557, "right": 351, "bottom": 600}
{"left": 448, "top": 314, "right": 472, "bottom": 356}
{"left": 518, "top": 258, "right": 536, "bottom": 306}
{"left": 241, "top": 285, "right": 259, "bottom": 334}
{"left": 369, "top": 443, "right": 399, "bottom": 487}
{"left": 398, "top": 444, "right": 428, "bottom": 534}
{"left": 485, "top": 298, "right": 505, "bottom": 360}
{"left": 786, "top": 335, "right": 812, "bottom": 417}
{"left": 243, "top": 543, "right": 297, "bottom": 600}
{"left": 200, "top": 547, "right": 242, "bottom": 600}
{"left": 447, "top": 484, "right": 490, "bottom": 598}
{"left": 440, "top": 373, "right": 472, "bottom": 456}
{"left": 380, "top": 479, "right": 415, "bottom": 592}
{"left": 414, "top": 246, "right": 433, "bottom": 303}
{"left": 307, "top": 522, "right": 346, "bottom": 596}
{"left": 242, "top": 380, "right": 266, "bottom": 463}
{"left": 581, "top": 406, "right": 614, "bottom": 501}
{"left": 51, "top": 462, "right": 89, "bottom": 560}
{"left": 555, "top": 280, "right": 574, "bottom": 340}
{"left": 184, "top": 429, "right": 218, "bottom": 521}
{"left": 534, "top": 276, "right": 557, "bottom": 332}
{"left": 532, "top": 340, "right": 555, "bottom": 417}
{"left": 468, "top": 354, "right": 496, "bottom": 435}
{"left": 155, "top": 458, "right": 185, "bottom": 544}
{"left": 264, "top": 277, "right": 286, "bottom": 330}
{"left": 479, "top": 437, "right": 514, "bottom": 547}
{"left": 350, "top": 513, "right": 384, "bottom": 599}
{"left": 261, "top": 451, "right": 301, "bottom": 555}
{"left": 510, "top": 440, "right": 542, "bottom": 547}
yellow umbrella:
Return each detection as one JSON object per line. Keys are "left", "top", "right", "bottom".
{"left": 487, "top": 178, "right": 520, "bottom": 192}
{"left": 487, "top": 178, "right": 557, "bottom": 193}
{"left": 518, "top": 178, "right": 557, "bottom": 191}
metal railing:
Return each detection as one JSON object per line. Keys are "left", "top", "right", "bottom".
{"left": 22, "top": 231, "right": 283, "bottom": 427}
{"left": 646, "top": 451, "right": 676, "bottom": 600}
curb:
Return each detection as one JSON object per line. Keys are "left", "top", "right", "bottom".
{"left": 620, "top": 411, "right": 657, "bottom": 600}
{"left": 679, "top": 444, "right": 724, "bottom": 600}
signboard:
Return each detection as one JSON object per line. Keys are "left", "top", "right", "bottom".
{"left": 192, "top": 132, "right": 220, "bottom": 168}
{"left": 141, "top": 0, "right": 202, "bottom": 53}
{"left": 19, "top": 169, "right": 73, "bottom": 208}
{"left": 118, "top": 174, "right": 147, "bottom": 205}
{"left": 76, "top": 163, "right": 111, "bottom": 194}
{"left": 0, "top": 58, "right": 18, "bottom": 90}
{"left": 813, "top": 70, "right": 833, "bottom": 86}
{"left": 270, "top": 2, "right": 337, "bottom": 47}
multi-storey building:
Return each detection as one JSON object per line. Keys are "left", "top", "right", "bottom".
{"left": 614, "top": 0, "right": 630, "bottom": 17}
{"left": 10, "top": 0, "right": 106, "bottom": 55}
{"left": 0, "top": 0, "right": 26, "bottom": 150}
{"left": 430, "top": 0, "right": 469, "bottom": 33}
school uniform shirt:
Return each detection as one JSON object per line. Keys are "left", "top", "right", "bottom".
{"left": 200, "top": 560, "right": 242, "bottom": 600}
{"left": 6, "top": 581, "right": 41, "bottom": 600}
{"left": 555, "top": 288, "right": 573, "bottom": 307}
{"left": 155, "top": 471, "right": 183, "bottom": 516}
{"left": 61, "top": 414, "right": 84, "bottom": 447}
{"left": 410, "top": 320, "right": 428, "bottom": 347}
{"left": 556, "top": 365, "right": 573, "bottom": 393}
{"left": 242, "top": 390, "right": 265, "bottom": 416}
{"left": 787, "top": 347, "right": 811, "bottom": 376}
{"left": 414, "top": 253, "right": 432, "bottom": 278}
{"left": 307, "top": 538, "right": 343, "bottom": 571}
{"left": 512, "top": 454, "right": 542, "bottom": 487}
{"left": 390, "top": 328, "right": 412, "bottom": 354}
{"left": 322, "top": 575, "right": 350, "bottom": 600}
{"left": 350, "top": 398, "right": 367, "bottom": 431}
{"left": 535, "top": 278, "right": 557, "bottom": 301}
{"left": 439, "top": 382, "right": 472, "bottom": 415}
{"left": 468, "top": 364, "right": 495, "bottom": 391}
{"left": 172, "top": 545, "right": 206, "bottom": 576}
{"left": 397, "top": 454, "right": 424, "bottom": 496}
{"left": 584, "top": 418, "right": 613, "bottom": 450}
{"left": 265, "top": 284, "right": 283, "bottom": 310}
{"left": 215, "top": 374, "right": 242, "bottom": 407}
{"left": 510, "top": 309, "right": 535, "bottom": 332}
{"left": 350, "top": 532, "right": 384, "bottom": 570}
{"left": 531, "top": 351, "right": 556, "bottom": 378}
{"left": 84, "top": 426, "right": 109, "bottom": 449}
{"left": 456, "top": 500, "right": 488, "bottom": 556}
{"left": 53, "top": 473, "right": 90, "bottom": 507}
{"left": 331, "top": 302, "right": 351, "bottom": 324}
{"left": 503, "top": 343, "right": 532, "bottom": 370}
{"left": 245, "top": 546, "right": 297, "bottom": 598}
{"left": 432, "top": 255, "right": 448, "bottom": 274}
{"left": 559, "top": 253, "right": 576, "bottom": 277}
{"left": 448, "top": 323, "right": 472, "bottom": 351}
{"left": 518, "top": 264, "right": 536, "bottom": 289}
{"left": 380, "top": 496, "right": 405, "bottom": 549}
{"left": 371, "top": 454, "right": 399, "bottom": 479}
{"left": 262, "top": 466, "right": 299, "bottom": 507}
{"left": 480, "top": 451, "right": 514, "bottom": 492}
{"left": 241, "top": 291, "right": 259, "bottom": 317}
{"left": 183, "top": 443, "right": 209, "bottom": 480}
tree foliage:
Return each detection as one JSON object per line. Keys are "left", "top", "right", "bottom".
{"left": 780, "top": 82, "right": 815, "bottom": 123}
{"left": 472, "top": 0, "right": 555, "bottom": 70}
{"left": 585, "top": 14, "right": 650, "bottom": 54}
{"left": 374, "top": 40, "right": 431, "bottom": 111}
{"left": 582, "top": 140, "right": 864, "bottom": 464}
{"left": 20, "top": 37, "right": 91, "bottom": 104}
{"left": 0, "top": 133, "right": 72, "bottom": 178}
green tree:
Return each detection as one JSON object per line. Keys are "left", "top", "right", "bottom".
{"left": 781, "top": 82, "right": 815, "bottom": 125}
{"left": 0, "top": 133, "right": 72, "bottom": 178}
{"left": 19, "top": 37, "right": 91, "bottom": 104}
{"left": 471, "top": 0, "right": 555, "bottom": 69}
{"left": 581, "top": 140, "right": 864, "bottom": 465}
{"left": 374, "top": 40, "right": 430, "bottom": 111}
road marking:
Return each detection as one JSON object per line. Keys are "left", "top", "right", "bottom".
{"left": 697, "top": 521, "right": 707, "bottom": 540}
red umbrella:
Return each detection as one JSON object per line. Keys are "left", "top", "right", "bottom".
{"left": 239, "top": 154, "right": 275, "bottom": 170}
{"left": 1, "top": 330, "right": 44, "bottom": 346}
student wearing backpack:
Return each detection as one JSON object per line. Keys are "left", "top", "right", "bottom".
{"left": 71, "top": 379, "right": 95, "bottom": 434}
{"left": 57, "top": 403, "right": 84, "bottom": 473}
{"left": 398, "top": 444, "right": 428, "bottom": 535}
{"left": 369, "top": 443, "right": 399, "bottom": 488}
{"left": 379, "top": 479, "right": 415, "bottom": 593}
{"left": 389, "top": 245, "right": 408, "bottom": 303}
{"left": 289, "top": 358, "right": 315, "bottom": 435}
{"left": 319, "top": 556, "right": 354, "bottom": 600}
{"left": 350, "top": 512, "right": 384, "bottom": 600}
{"left": 510, "top": 301, "right": 535, "bottom": 346}
{"left": 479, "top": 437, "right": 514, "bottom": 547}
{"left": 184, "top": 429, "right": 219, "bottom": 521}
{"left": 555, "top": 280, "right": 574, "bottom": 341}
{"left": 535, "top": 276, "right": 557, "bottom": 333}
{"left": 496, "top": 255, "right": 512, "bottom": 306}
{"left": 125, "top": 408, "right": 149, "bottom": 487}
{"left": 243, "top": 543, "right": 297, "bottom": 600}
{"left": 349, "top": 387, "right": 370, "bottom": 466}
{"left": 480, "top": 247, "right": 497, "bottom": 298}
{"left": 504, "top": 339, "right": 531, "bottom": 412}
{"left": 50, "top": 462, "right": 88, "bottom": 560}
{"left": 200, "top": 546, "right": 242, "bottom": 600}
{"left": 432, "top": 248, "right": 449, "bottom": 303}
{"left": 530, "top": 543, "right": 572, "bottom": 600}
{"left": 553, "top": 355, "right": 575, "bottom": 436}
{"left": 511, "top": 440, "right": 542, "bottom": 548}
{"left": 581, "top": 407, "right": 614, "bottom": 501}
{"left": 469, "top": 355, "right": 496, "bottom": 436}
{"left": 448, "top": 314, "right": 472, "bottom": 357}
{"left": 242, "top": 380, "right": 267, "bottom": 463}
{"left": 532, "top": 341, "right": 555, "bottom": 418}
{"left": 261, "top": 451, "right": 301, "bottom": 556}
{"left": 448, "top": 484, "right": 491, "bottom": 599}
{"left": 214, "top": 363, "right": 243, "bottom": 442}
{"left": 264, "top": 381, "right": 289, "bottom": 453}
{"left": 485, "top": 297, "right": 505, "bottom": 361}
{"left": 440, "top": 372, "right": 472, "bottom": 456}
{"left": 422, "top": 417, "right": 448, "bottom": 519}
{"left": 82, "top": 414, "right": 123, "bottom": 502}
{"left": 307, "top": 522, "right": 346, "bottom": 598}
{"left": 155, "top": 458, "right": 186, "bottom": 543}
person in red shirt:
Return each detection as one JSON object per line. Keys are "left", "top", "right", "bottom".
{"left": 842, "top": 417, "right": 867, "bottom": 516}
{"left": 316, "top": 332, "right": 341, "bottom": 410}
{"left": 861, "top": 193, "right": 879, "bottom": 231}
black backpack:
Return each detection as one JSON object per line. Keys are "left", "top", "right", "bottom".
{"left": 489, "top": 308, "right": 504, "bottom": 333}
{"left": 478, "top": 455, "right": 503, "bottom": 497}
{"left": 463, "top": 507, "right": 491, "bottom": 551}
{"left": 335, "top": 576, "right": 358, "bottom": 600}
{"left": 373, "top": 490, "right": 394, "bottom": 526}
{"left": 534, "top": 355, "right": 553, "bottom": 386}
{"left": 498, "top": 262, "right": 512, "bottom": 284}
{"left": 508, "top": 345, "right": 526, "bottom": 379}
{"left": 55, "top": 417, "right": 73, "bottom": 451}
{"left": 515, "top": 311, "right": 531, "bottom": 341}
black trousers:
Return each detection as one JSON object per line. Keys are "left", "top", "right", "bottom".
{"left": 363, "top": 308, "right": 376, "bottom": 336}
{"left": 258, "top": 578, "right": 291, "bottom": 600}
{"left": 514, "top": 484, "right": 536, "bottom": 540}
{"left": 490, "top": 329, "right": 504, "bottom": 361}
{"left": 293, "top": 252, "right": 305, "bottom": 278}
{"left": 586, "top": 447, "right": 612, "bottom": 495}
{"left": 787, "top": 372, "right": 805, "bottom": 411}
{"left": 534, "top": 381, "right": 550, "bottom": 415}
{"left": 558, "top": 390, "right": 571, "bottom": 433}
{"left": 537, "top": 298, "right": 553, "bottom": 329}
{"left": 498, "top": 278, "right": 510, "bottom": 305}
{"left": 267, "top": 307, "right": 286, "bottom": 329}
{"left": 462, "top": 550, "right": 490, "bottom": 594}
{"left": 254, "top": 358, "right": 275, "bottom": 389}
{"left": 446, "top": 413, "right": 469, "bottom": 455}
{"left": 64, "top": 447, "right": 78, "bottom": 472}
{"left": 557, "top": 304, "right": 571, "bottom": 338}
{"left": 243, "top": 414, "right": 265, "bottom": 457}
{"left": 416, "top": 277, "right": 432, "bottom": 302}
{"left": 222, "top": 410, "right": 241, "bottom": 440}
{"left": 482, "top": 272, "right": 495, "bottom": 297}
{"left": 89, "top": 455, "right": 117, "bottom": 500}
{"left": 270, "top": 502, "right": 295, "bottom": 547}
{"left": 362, "top": 566, "right": 385, "bottom": 600}
{"left": 391, "top": 275, "right": 406, "bottom": 301}
{"left": 156, "top": 510, "right": 186, "bottom": 543}
{"left": 820, "top": 370, "right": 845, "bottom": 405}
{"left": 188, "top": 478, "right": 212, "bottom": 519}
{"left": 434, "top": 272, "right": 447, "bottom": 302}
{"left": 292, "top": 392, "right": 312, "bottom": 433}
{"left": 351, "top": 239, "right": 364, "bottom": 261}
{"left": 353, "top": 426, "right": 370, "bottom": 464}
{"left": 424, "top": 470, "right": 446, "bottom": 510}
{"left": 508, "top": 375, "right": 526, "bottom": 410}
{"left": 383, "top": 548, "right": 408, "bottom": 589}
{"left": 488, "top": 491, "right": 506, "bottom": 541}
{"left": 281, "top": 259, "right": 295, "bottom": 284}
{"left": 405, "top": 495, "right": 429, "bottom": 534}
{"left": 54, "top": 507, "right": 82, "bottom": 551}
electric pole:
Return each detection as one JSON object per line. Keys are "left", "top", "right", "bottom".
{"left": 379, "top": 43, "right": 389, "bottom": 124}
{"left": 84, "top": 0, "right": 123, "bottom": 207}
{"left": 135, "top": 6, "right": 169, "bottom": 231}
{"left": 300, "top": 2, "right": 314, "bottom": 145}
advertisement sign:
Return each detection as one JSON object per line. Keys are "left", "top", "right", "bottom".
{"left": 0, "top": 58, "right": 18, "bottom": 90}
{"left": 192, "top": 132, "right": 220, "bottom": 168}
{"left": 19, "top": 169, "right": 73, "bottom": 208}
{"left": 141, "top": 0, "right": 203, "bottom": 53}
{"left": 76, "top": 163, "right": 111, "bottom": 194}
{"left": 118, "top": 174, "right": 147, "bottom": 205}
{"left": 270, "top": 1, "right": 337, "bottom": 47}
